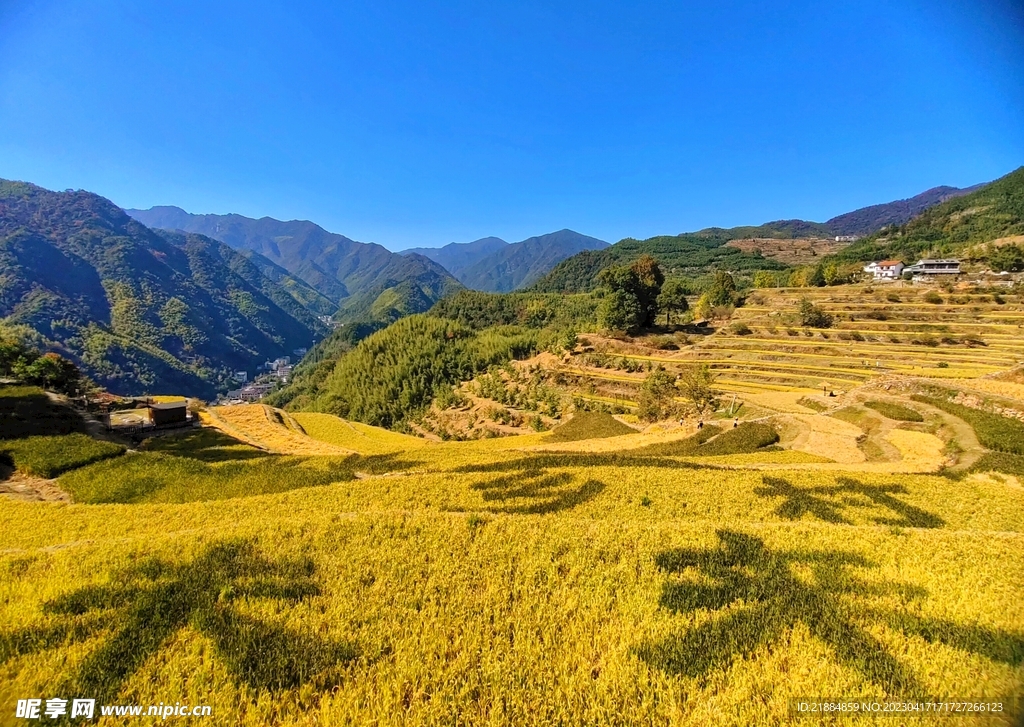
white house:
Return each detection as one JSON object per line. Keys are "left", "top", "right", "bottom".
{"left": 863, "top": 260, "right": 905, "bottom": 280}
{"left": 904, "top": 259, "right": 961, "bottom": 276}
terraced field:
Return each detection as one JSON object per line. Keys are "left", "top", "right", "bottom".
{"left": 546, "top": 286, "right": 1024, "bottom": 409}
{"left": 2, "top": 286, "right": 1024, "bottom": 725}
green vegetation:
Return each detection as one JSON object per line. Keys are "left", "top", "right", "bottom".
{"left": 798, "top": 298, "right": 834, "bottom": 328}
{"left": 0, "top": 181, "right": 325, "bottom": 398}
{"left": 864, "top": 400, "right": 925, "bottom": 422}
{"left": 531, "top": 231, "right": 789, "bottom": 294}
{"left": 59, "top": 444, "right": 360, "bottom": 504}
{"left": 632, "top": 422, "right": 778, "bottom": 457}
{"left": 277, "top": 315, "right": 540, "bottom": 428}
{"left": 912, "top": 392, "right": 1024, "bottom": 455}
{"left": 637, "top": 368, "right": 678, "bottom": 423}
{"left": 833, "top": 166, "right": 1024, "bottom": 263}
{"left": 0, "top": 338, "right": 85, "bottom": 395}
{"left": 544, "top": 412, "right": 636, "bottom": 442}
{"left": 597, "top": 255, "right": 664, "bottom": 332}
{"left": 676, "top": 363, "right": 718, "bottom": 415}
{"left": 0, "top": 433, "right": 124, "bottom": 478}
{"left": 428, "top": 290, "right": 598, "bottom": 332}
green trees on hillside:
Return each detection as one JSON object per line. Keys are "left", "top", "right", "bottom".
{"left": 799, "top": 299, "right": 834, "bottom": 328}
{"left": 657, "top": 279, "right": 690, "bottom": 325}
{"left": 694, "top": 271, "right": 737, "bottom": 319}
{"left": 597, "top": 255, "right": 664, "bottom": 332}
{"left": 988, "top": 244, "right": 1024, "bottom": 273}
{"left": 308, "top": 315, "right": 539, "bottom": 428}
{"left": 0, "top": 336, "right": 86, "bottom": 395}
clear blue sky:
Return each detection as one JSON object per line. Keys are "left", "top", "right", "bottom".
{"left": 1, "top": 0, "right": 1022, "bottom": 250}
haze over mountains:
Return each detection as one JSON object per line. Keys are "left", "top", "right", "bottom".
{"left": 402, "top": 230, "right": 609, "bottom": 292}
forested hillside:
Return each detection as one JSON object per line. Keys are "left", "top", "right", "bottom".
{"left": 832, "top": 166, "right": 1024, "bottom": 264}
{"left": 824, "top": 184, "right": 985, "bottom": 237}
{"left": 126, "top": 206, "right": 463, "bottom": 324}
{"left": 0, "top": 181, "right": 321, "bottom": 398}
{"left": 269, "top": 315, "right": 544, "bottom": 427}
{"left": 531, "top": 231, "right": 788, "bottom": 293}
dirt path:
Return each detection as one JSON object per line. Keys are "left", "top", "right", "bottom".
{"left": 0, "top": 462, "right": 70, "bottom": 502}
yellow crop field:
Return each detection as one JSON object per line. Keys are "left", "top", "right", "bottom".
{"left": 208, "top": 405, "right": 355, "bottom": 456}
{"left": 293, "top": 412, "right": 430, "bottom": 456}
{"left": 3, "top": 366, "right": 1024, "bottom": 726}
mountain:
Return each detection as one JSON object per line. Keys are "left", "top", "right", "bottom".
{"left": 832, "top": 166, "right": 1024, "bottom": 264}
{"left": 826, "top": 184, "right": 987, "bottom": 237}
{"left": 0, "top": 181, "right": 322, "bottom": 398}
{"left": 401, "top": 237, "right": 509, "bottom": 279}
{"left": 530, "top": 179, "right": 1000, "bottom": 293}
{"left": 402, "top": 229, "right": 608, "bottom": 293}
{"left": 457, "top": 230, "right": 609, "bottom": 292}
{"left": 125, "top": 206, "right": 463, "bottom": 323}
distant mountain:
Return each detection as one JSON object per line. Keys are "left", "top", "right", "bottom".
{"left": 531, "top": 179, "right": 999, "bottom": 293}
{"left": 0, "top": 181, "right": 323, "bottom": 398}
{"left": 833, "top": 166, "right": 1024, "bottom": 263}
{"left": 126, "top": 206, "right": 463, "bottom": 324}
{"left": 826, "top": 184, "right": 987, "bottom": 237}
{"left": 402, "top": 229, "right": 608, "bottom": 293}
{"left": 458, "top": 230, "right": 608, "bottom": 292}
{"left": 402, "top": 237, "right": 509, "bottom": 279}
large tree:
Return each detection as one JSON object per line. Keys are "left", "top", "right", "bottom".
{"left": 657, "top": 279, "right": 690, "bottom": 325}
{"left": 677, "top": 363, "right": 718, "bottom": 416}
{"left": 596, "top": 255, "right": 665, "bottom": 331}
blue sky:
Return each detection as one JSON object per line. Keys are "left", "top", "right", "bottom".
{"left": 1, "top": 0, "right": 1022, "bottom": 250}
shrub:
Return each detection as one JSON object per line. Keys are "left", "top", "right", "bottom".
{"left": 798, "top": 299, "right": 833, "bottom": 328}
{"left": 698, "top": 422, "right": 779, "bottom": 456}
{"left": 924, "top": 291, "right": 944, "bottom": 305}
{"left": 730, "top": 322, "right": 753, "bottom": 336}
{"left": 863, "top": 400, "right": 924, "bottom": 422}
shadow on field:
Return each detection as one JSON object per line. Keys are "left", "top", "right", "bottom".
{"left": 454, "top": 453, "right": 708, "bottom": 476}
{"left": 754, "top": 476, "right": 945, "bottom": 528}
{"left": 0, "top": 386, "right": 86, "bottom": 440}
{"left": 140, "top": 428, "right": 271, "bottom": 462}
{"left": 467, "top": 468, "right": 606, "bottom": 515}
{"left": 0, "top": 540, "right": 357, "bottom": 708}
{"left": 637, "top": 530, "right": 1024, "bottom": 695}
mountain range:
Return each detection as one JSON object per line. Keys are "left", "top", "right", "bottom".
{"left": 2, "top": 171, "right": 1011, "bottom": 398}
{"left": 401, "top": 230, "right": 609, "bottom": 292}
{"left": 0, "top": 181, "right": 323, "bottom": 398}
{"left": 125, "top": 206, "right": 463, "bottom": 325}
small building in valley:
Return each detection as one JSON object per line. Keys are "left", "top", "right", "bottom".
{"left": 863, "top": 260, "right": 905, "bottom": 280}
{"left": 148, "top": 400, "right": 189, "bottom": 426}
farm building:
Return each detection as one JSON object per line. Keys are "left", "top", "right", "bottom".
{"left": 904, "top": 259, "right": 961, "bottom": 276}
{"left": 862, "top": 260, "right": 905, "bottom": 280}
{"left": 148, "top": 401, "right": 188, "bottom": 426}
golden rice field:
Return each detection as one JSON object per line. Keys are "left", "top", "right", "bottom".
{"left": 558, "top": 286, "right": 1024, "bottom": 402}
{"left": 3, "top": 373, "right": 1024, "bottom": 726}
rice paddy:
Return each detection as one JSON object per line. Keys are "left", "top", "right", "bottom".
{"left": 2, "top": 285, "right": 1024, "bottom": 725}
